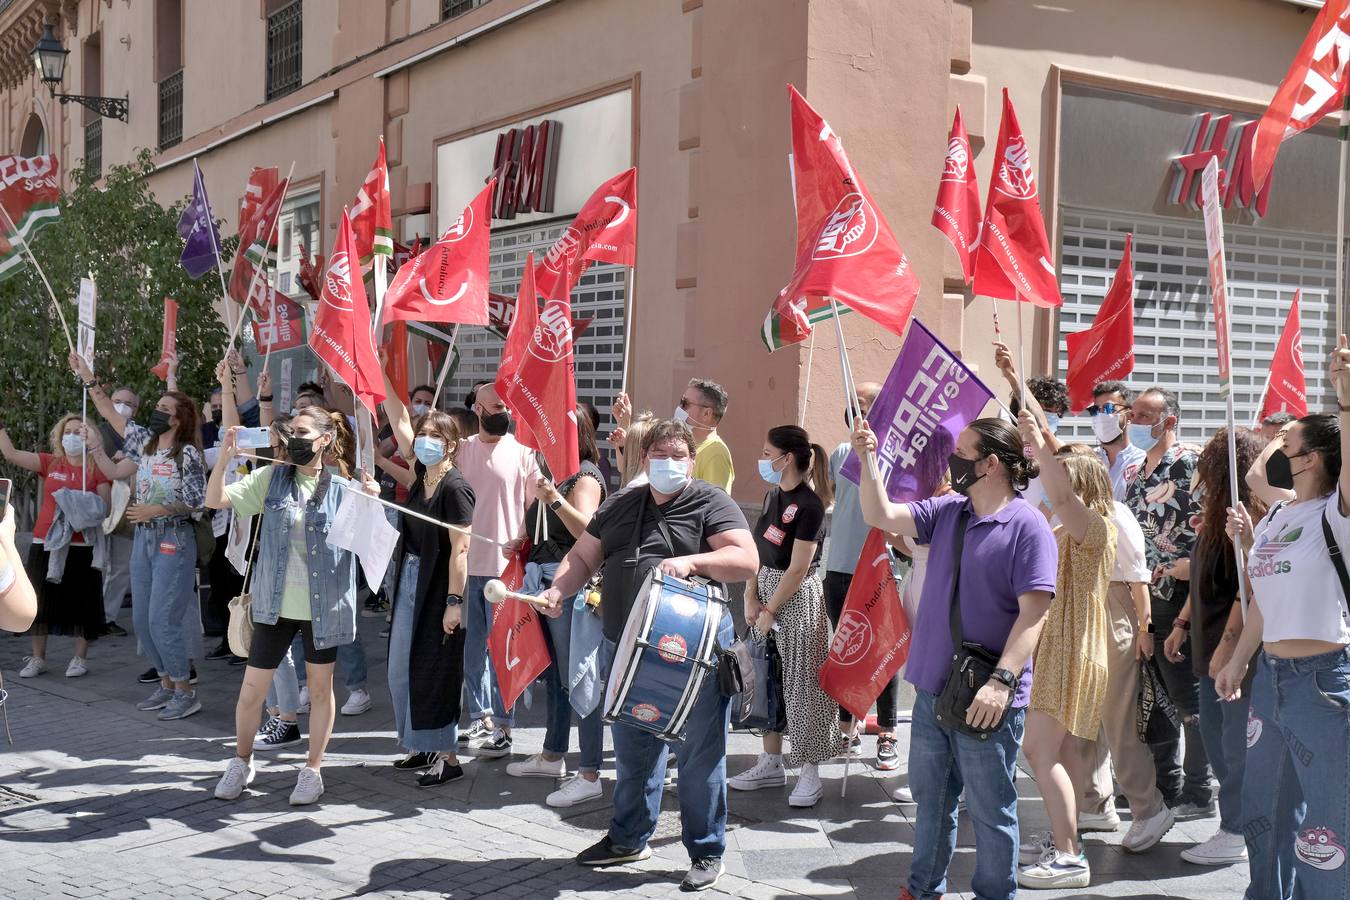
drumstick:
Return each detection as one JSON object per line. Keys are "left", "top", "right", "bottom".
{"left": 483, "top": 578, "right": 552, "bottom": 610}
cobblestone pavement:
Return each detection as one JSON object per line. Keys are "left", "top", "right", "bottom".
{"left": 0, "top": 613, "right": 1248, "bottom": 899}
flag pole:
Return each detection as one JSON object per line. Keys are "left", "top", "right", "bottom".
{"left": 197, "top": 160, "right": 236, "bottom": 339}
{"left": 1014, "top": 295, "right": 1028, "bottom": 413}
{"left": 1338, "top": 98, "right": 1349, "bottom": 338}
{"left": 0, "top": 199, "right": 75, "bottom": 357}
{"left": 430, "top": 323, "right": 461, "bottom": 408}
{"left": 621, "top": 265, "right": 635, "bottom": 395}
{"left": 1251, "top": 368, "right": 1274, "bottom": 429}
{"left": 799, "top": 329, "right": 816, "bottom": 427}
{"left": 831, "top": 298, "right": 878, "bottom": 483}
{"left": 223, "top": 161, "right": 296, "bottom": 356}
{"left": 81, "top": 387, "right": 88, "bottom": 492}
{"left": 991, "top": 296, "right": 1002, "bottom": 339}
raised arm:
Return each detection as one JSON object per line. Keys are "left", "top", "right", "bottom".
{"left": 0, "top": 427, "right": 43, "bottom": 473}
{"left": 850, "top": 417, "right": 918, "bottom": 537}
{"left": 1331, "top": 335, "right": 1350, "bottom": 514}
{"left": 81, "top": 426, "right": 135, "bottom": 481}
{"left": 995, "top": 341, "right": 1062, "bottom": 451}
{"left": 206, "top": 428, "right": 239, "bottom": 510}
{"left": 379, "top": 357, "right": 414, "bottom": 459}
{"left": 256, "top": 368, "right": 275, "bottom": 428}
{"left": 69, "top": 353, "right": 126, "bottom": 435}
{"left": 1018, "top": 410, "right": 1093, "bottom": 542}
{"left": 1246, "top": 424, "right": 1297, "bottom": 507}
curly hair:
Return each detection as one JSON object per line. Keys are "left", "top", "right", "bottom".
{"left": 1197, "top": 426, "right": 1266, "bottom": 550}
{"left": 1027, "top": 376, "right": 1069, "bottom": 415}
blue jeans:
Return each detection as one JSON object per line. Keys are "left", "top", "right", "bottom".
{"left": 293, "top": 633, "right": 367, "bottom": 692}
{"left": 130, "top": 522, "right": 198, "bottom": 682}
{"left": 387, "top": 554, "right": 459, "bottom": 752}
{"left": 609, "top": 612, "right": 733, "bottom": 860}
{"left": 1198, "top": 673, "right": 1250, "bottom": 835}
{"left": 463, "top": 574, "right": 510, "bottom": 724}
{"left": 907, "top": 690, "right": 1025, "bottom": 900}
{"left": 524, "top": 562, "right": 579, "bottom": 759}
{"left": 1242, "top": 648, "right": 1350, "bottom": 900}
{"left": 266, "top": 647, "right": 300, "bottom": 715}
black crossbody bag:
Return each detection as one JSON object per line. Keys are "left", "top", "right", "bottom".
{"left": 934, "top": 507, "right": 1013, "bottom": 740}
{"left": 1320, "top": 507, "right": 1350, "bottom": 621}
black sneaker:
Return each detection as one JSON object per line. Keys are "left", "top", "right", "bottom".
{"left": 417, "top": 755, "right": 464, "bottom": 787}
{"left": 362, "top": 595, "right": 390, "bottom": 618}
{"left": 137, "top": 666, "right": 159, "bottom": 684}
{"left": 189, "top": 667, "right": 199, "bottom": 685}
{"left": 576, "top": 836, "right": 652, "bottom": 867}
{"left": 681, "top": 857, "right": 724, "bottom": 892}
{"left": 474, "top": 729, "right": 512, "bottom": 759}
{"left": 229, "top": 655, "right": 248, "bottom": 666}
{"left": 256, "top": 719, "right": 302, "bottom": 750}
{"left": 394, "top": 751, "right": 436, "bottom": 770}
{"left": 104, "top": 622, "right": 128, "bottom": 637}
{"left": 206, "top": 641, "right": 233, "bottom": 661}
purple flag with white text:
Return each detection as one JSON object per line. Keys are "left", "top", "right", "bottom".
{"left": 841, "top": 319, "right": 995, "bottom": 501}
{"left": 177, "top": 160, "right": 221, "bottom": 279}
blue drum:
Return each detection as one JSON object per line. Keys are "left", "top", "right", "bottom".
{"left": 604, "top": 569, "right": 725, "bottom": 740}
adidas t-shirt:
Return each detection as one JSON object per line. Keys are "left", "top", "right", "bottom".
{"left": 1247, "top": 489, "right": 1350, "bottom": 645}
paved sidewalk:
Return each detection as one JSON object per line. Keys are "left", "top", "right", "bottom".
{"left": 0, "top": 614, "right": 1247, "bottom": 899}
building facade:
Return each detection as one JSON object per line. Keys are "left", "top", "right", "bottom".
{"left": 0, "top": 0, "right": 1338, "bottom": 501}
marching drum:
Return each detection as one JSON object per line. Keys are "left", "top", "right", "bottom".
{"left": 603, "top": 569, "right": 726, "bottom": 740}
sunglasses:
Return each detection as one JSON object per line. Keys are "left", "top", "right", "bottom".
{"left": 1086, "top": 402, "right": 1121, "bottom": 416}
{"left": 679, "top": 397, "right": 712, "bottom": 411}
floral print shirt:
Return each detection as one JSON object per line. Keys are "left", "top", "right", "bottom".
{"left": 1125, "top": 442, "right": 1199, "bottom": 605}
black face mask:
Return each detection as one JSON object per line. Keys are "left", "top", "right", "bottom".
{"left": 1265, "top": 449, "right": 1307, "bottom": 491}
{"left": 148, "top": 410, "right": 173, "bottom": 437}
{"left": 287, "top": 435, "right": 321, "bottom": 466}
{"left": 948, "top": 454, "right": 985, "bottom": 496}
{"left": 482, "top": 411, "right": 511, "bottom": 436}
{"left": 210, "top": 409, "right": 223, "bottom": 426}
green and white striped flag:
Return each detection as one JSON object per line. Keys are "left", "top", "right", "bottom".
{"left": 761, "top": 300, "right": 851, "bottom": 352}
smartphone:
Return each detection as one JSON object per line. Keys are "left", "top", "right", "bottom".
{"left": 0, "top": 477, "right": 11, "bottom": 512}
{"left": 235, "top": 427, "right": 272, "bottom": 450}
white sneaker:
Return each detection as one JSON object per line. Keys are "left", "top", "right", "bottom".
{"left": 296, "top": 685, "right": 310, "bottom": 714}
{"left": 547, "top": 773, "right": 603, "bottom": 808}
{"left": 1180, "top": 829, "right": 1248, "bottom": 866}
{"left": 1017, "top": 849, "right": 1090, "bottom": 889}
{"left": 19, "top": 657, "right": 46, "bottom": 678}
{"left": 65, "top": 657, "right": 88, "bottom": 678}
{"left": 1019, "top": 831, "right": 1055, "bottom": 865}
{"left": 728, "top": 753, "right": 786, "bottom": 791}
{"left": 506, "top": 753, "right": 567, "bottom": 779}
{"left": 892, "top": 784, "right": 915, "bottom": 804}
{"left": 289, "top": 766, "right": 324, "bottom": 805}
{"left": 789, "top": 763, "right": 823, "bottom": 808}
{"left": 1122, "top": 804, "right": 1176, "bottom": 854}
{"left": 1077, "top": 805, "right": 1121, "bottom": 832}
{"left": 214, "top": 756, "right": 255, "bottom": 800}
{"left": 340, "top": 688, "right": 372, "bottom": 716}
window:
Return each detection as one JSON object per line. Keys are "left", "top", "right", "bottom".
{"left": 441, "top": 0, "right": 489, "bottom": 21}
{"left": 158, "top": 70, "right": 183, "bottom": 150}
{"left": 156, "top": 0, "right": 183, "bottom": 150}
{"left": 84, "top": 119, "right": 101, "bottom": 176}
{"left": 276, "top": 188, "right": 320, "bottom": 299}
{"left": 266, "top": 0, "right": 302, "bottom": 101}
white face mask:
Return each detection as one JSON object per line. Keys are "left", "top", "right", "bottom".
{"left": 1091, "top": 414, "right": 1123, "bottom": 444}
{"left": 673, "top": 405, "right": 690, "bottom": 425}
{"left": 411, "top": 402, "right": 430, "bottom": 417}
{"left": 113, "top": 402, "right": 134, "bottom": 418}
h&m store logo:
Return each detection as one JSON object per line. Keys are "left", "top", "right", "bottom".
{"left": 1169, "top": 113, "right": 1272, "bottom": 219}
{"left": 488, "top": 119, "right": 562, "bottom": 221}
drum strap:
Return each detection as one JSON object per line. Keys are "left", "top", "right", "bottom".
{"left": 632, "top": 488, "right": 677, "bottom": 559}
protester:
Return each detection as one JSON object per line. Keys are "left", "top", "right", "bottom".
{"left": 612, "top": 381, "right": 735, "bottom": 494}
{"left": 1089, "top": 381, "right": 1145, "bottom": 500}
{"left": 1014, "top": 414, "right": 1116, "bottom": 890}
{"left": 76, "top": 354, "right": 206, "bottom": 720}
{"left": 612, "top": 411, "right": 655, "bottom": 488}
{"left": 577, "top": 400, "right": 614, "bottom": 489}
{"left": 409, "top": 384, "right": 436, "bottom": 418}
{"left": 99, "top": 385, "right": 140, "bottom": 637}
{"left": 853, "top": 415, "right": 1057, "bottom": 900}
{"left": 1165, "top": 427, "right": 1263, "bottom": 867}
{"left": 1217, "top": 388, "right": 1350, "bottom": 899}
{"left": 1258, "top": 410, "right": 1295, "bottom": 445}
{"left": 206, "top": 410, "right": 372, "bottom": 805}
{"left": 507, "top": 408, "right": 605, "bottom": 806}
{"left": 1, "top": 416, "right": 110, "bottom": 678}
{"left": 993, "top": 343, "right": 1066, "bottom": 514}
{"left": 537, "top": 419, "right": 757, "bottom": 893}
{"left": 0, "top": 503, "right": 37, "bottom": 634}
{"left": 380, "top": 386, "right": 476, "bottom": 788}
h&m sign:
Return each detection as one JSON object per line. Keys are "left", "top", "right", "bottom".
{"left": 1169, "top": 112, "right": 1272, "bottom": 218}
{"left": 489, "top": 119, "right": 562, "bottom": 220}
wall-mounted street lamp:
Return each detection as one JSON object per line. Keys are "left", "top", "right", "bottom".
{"left": 32, "top": 24, "right": 128, "bottom": 122}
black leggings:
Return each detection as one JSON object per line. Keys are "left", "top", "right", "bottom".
{"left": 823, "top": 570, "right": 902, "bottom": 729}
{"left": 247, "top": 617, "right": 337, "bottom": 668}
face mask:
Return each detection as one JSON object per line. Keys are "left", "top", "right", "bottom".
{"left": 210, "top": 409, "right": 223, "bottom": 426}
{"left": 1128, "top": 422, "right": 1162, "bottom": 453}
{"left": 413, "top": 435, "right": 446, "bottom": 466}
{"left": 148, "top": 410, "right": 173, "bottom": 437}
{"left": 62, "top": 433, "right": 84, "bottom": 456}
{"left": 287, "top": 435, "right": 321, "bottom": 466}
{"left": 1044, "top": 413, "right": 1062, "bottom": 435}
{"left": 113, "top": 402, "right": 134, "bottom": 418}
{"left": 481, "top": 411, "right": 511, "bottom": 436}
{"left": 673, "top": 405, "right": 690, "bottom": 425}
{"left": 1265, "top": 449, "right": 1308, "bottom": 491}
{"left": 758, "top": 455, "right": 785, "bottom": 485}
{"left": 648, "top": 457, "right": 691, "bottom": 494}
{"left": 411, "top": 402, "right": 430, "bottom": 418}
{"left": 947, "top": 454, "right": 984, "bottom": 496}
{"left": 1091, "top": 413, "right": 1123, "bottom": 444}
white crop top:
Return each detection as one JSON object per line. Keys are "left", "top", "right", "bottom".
{"left": 1247, "top": 489, "right": 1350, "bottom": 645}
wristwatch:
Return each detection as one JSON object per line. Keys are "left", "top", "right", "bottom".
{"left": 445, "top": 593, "right": 463, "bottom": 607}
{"left": 990, "top": 667, "right": 1017, "bottom": 690}
{"left": 548, "top": 498, "right": 563, "bottom": 511}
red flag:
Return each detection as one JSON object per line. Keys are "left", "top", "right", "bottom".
{"left": 932, "top": 107, "right": 981, "bottom": 284}
{"left": 351, "top": 139, "right": 394, "bottom": 268}
{"left": 383, "top": 181, "right": 492, "bottom": 326}
{"left": 487, "top": 289, "right": 590, "bottom": 341}
{"left": 297, "top": 241, "right": 323, "bottom": 303}
{"left": 252, "top": 295, "right": 305, "bottom": 355}
{"left": 818, "top": 529, "right": 912, "bottom": 722}
{"left": 767, "top": 85, "right": 921, "bottom": 350}
{"left": 498, "top": 253, "right": 580, "bottom": 480}
{"left": 972, "top": 90, "right": 1062, "bottom": 309}
{"left": 534, "top": 167, "right": 637, "bottom": 302}
{"left": 229, "top": 172, "right": 289, "bottom": 318}
{"left": 488, "top": 543, "right": 551, "bottom": 711}
{"left": 150, "top": 297, "right": 179, "bottom": 380}
{"left": 1259, "top": 290, "right": 1308, "bottom": 421}
{"left": 238, "top": 167, "right": 279, "bottom": 238}
{"left": 1064, "top": 235, "right": 1136, "bottom": 412}
{"left": 309, "top": 209, "right": 386, "bottom": 416}
{"left": 1251, "top": 1, "right": 1350, "bottom": 190}
{"left": 384, "top": 319, "right": 410, "bottom": 404}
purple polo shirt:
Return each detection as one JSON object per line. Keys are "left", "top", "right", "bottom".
{"left": 904, "top": 493, "right": 1058, "bottom": 707}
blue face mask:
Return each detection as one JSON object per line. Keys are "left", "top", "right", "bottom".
{"left": 1128, "top": 422, "right": 1161, "bottom": 453}
{"left": 648, "top": 457, "right": 691, "bottom": 494}
{"left": 61, "top": 433, "right": 84, "bottom": 456}
{"left": 758, "top": 455, "right": 785, "bottom": 485}
{"left": 1044, "top": 413, "right": 1062, "bottom": 435}
{"left": 413, "top": 435, "right": 446, "bottom": 466}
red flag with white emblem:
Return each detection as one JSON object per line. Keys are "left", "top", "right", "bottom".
{"left": 932, "top": 107, "right": 982, "bottom": 284}
{"left": 534, "top": 167, "right": 637, "bottom": 302}
{"left": 382, "top": 181, "right": 492, "bottom": 327}
{"left": 1065, "top": 235, "right": 1135, "bottom": 412}
{"left": 351, "top": 139, "right": 394, "bottom": 269}
{"left": 766, "top": 85, "right": 921, "bottom": 351}
{"left": 1259, "top": 290, "right": 1308, "bottom": 421}
{"left": 972, "top": 90, "right": 1062, "bottom": 309}
{"left": 229, "top": 169, "right": 288, "bottom": 318}
{"left": 309, "top": 209, "right": 386, "bottom": 416}
{"left": 488, "top": 543, "right": 552, "bottom": 711}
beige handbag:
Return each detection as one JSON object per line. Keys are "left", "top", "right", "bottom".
{"left": 225, "top": 516, "right": 261, "bottom": 659}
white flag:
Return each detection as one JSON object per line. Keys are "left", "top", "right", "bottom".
{"left": 326, "top": 485, "right": 398, "bottom": 591}
{"left": 226, "top": 511, "right": 253, "bottom": 577}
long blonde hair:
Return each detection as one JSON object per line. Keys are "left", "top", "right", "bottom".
{"left": 48, "top": 414, "right": 84, "bottom": 458}
{"left": 621, "top": 413, "right": 656, "bottom": 487}
{"left": 1061, "top": 454, "right": 1114, "bottom": 518}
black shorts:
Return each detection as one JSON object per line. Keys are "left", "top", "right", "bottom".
{"left": 247, "top": 618, "right": 338, "bottom": 668}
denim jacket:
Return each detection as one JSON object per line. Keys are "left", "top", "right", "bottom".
{"left": 250, "top": 466, "right": 357, "bottom": 649}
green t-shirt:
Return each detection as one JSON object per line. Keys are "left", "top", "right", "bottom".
{"left": 225, "top": 466, "right": 318, "bottom": 621}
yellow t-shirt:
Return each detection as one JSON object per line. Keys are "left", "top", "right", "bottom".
{"left": 693, "top": 432, "right": 734, "bottom": 493}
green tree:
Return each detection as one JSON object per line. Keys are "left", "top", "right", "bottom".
{"left": 0, "top": 150, "right": 233, "bottom": 521}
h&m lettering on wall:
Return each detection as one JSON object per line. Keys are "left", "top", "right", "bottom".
{"left": 489, "top": 120, "right": 562, "bottom": 220}
{"left": 1169, "top": 113, "right": 1272, "bottom": 218}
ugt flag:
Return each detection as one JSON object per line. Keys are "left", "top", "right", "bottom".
{"left": 972, "top": 89, "right": 1062, "bottom": 308}
{"left": 1065, "top": 234, "right": 1136, "bottom": 412}
{"left": 177, "top": 160, "right": 221, "bottom": 279}
{"left": 309, "top": 209, "right": 386, "bottom": 416}
{"left": 351, "top": 138, "right": 393, "bottom": 268}
{"left": 383, "top": 180, "right": 492, "bottom": 327}
{"left": 489, "top": 543, "right": 551, "bottom": 711}
{"left": 229, "top": 168, "right": 288, "bottom": 318}
{"left": 932, "top": 107, "right": 981, "bottom": 284}
{"left": 840, "top": 319, "right": 995, "bottom": 500}
{"left": 534, "top": 167, "right": 637, "bottom": 302}
{"left": 0, "top": 154, "right": 60, "bottom": 283}
{"left": 766, "top": 85, "right": 921, "bottom": 351}
{"left": 1259, "top": 290, "right": 1307, "bottom": 421}
{"left": 819, "top": 528, "right": 911, "bottom": 722}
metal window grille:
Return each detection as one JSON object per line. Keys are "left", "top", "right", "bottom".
{"left": 265, "top": 0, "right": 302, "bottom": 102}
{"left": 158, "top": 69, "right": 183, "bottom": 151}
{"left": 84, "top": 118, "right": 101, "bottom": 176}
{"left": 1056, "top": 207, "right": 1335, "bottom": 445}
{"left": 441, "top": 0, "right": 489, "bottom": 21}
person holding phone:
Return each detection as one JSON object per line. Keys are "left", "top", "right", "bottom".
{"left": 0, "top": 417, "right": 110, "bottom": 676}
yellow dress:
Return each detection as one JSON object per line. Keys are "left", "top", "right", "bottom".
{"left": 1029, "top": 512, "right": 1115, "bottom": 740}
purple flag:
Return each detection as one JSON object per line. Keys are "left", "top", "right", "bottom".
{"left": 841, "top": 319, "right": 995, "bottom": 501}
{"left": 177, "top": 160, "right": 221, "bottom": 279}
